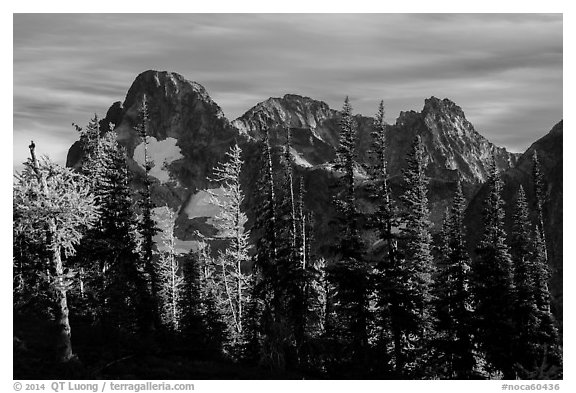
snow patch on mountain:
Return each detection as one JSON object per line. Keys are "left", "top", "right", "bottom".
{"left": 133, "top": 137, "right": 183, "bottom": 183}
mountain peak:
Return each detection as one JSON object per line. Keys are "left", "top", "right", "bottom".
{"left": 395, "top": 96, "right": 472, "bottom": 133}
{"left": 232, "top": 94, "right": 336, "bottom": 138}
{"left": 282, "top": 93, "right": 307, "bottom": 100}
{"left": 88, "top": 70, "right": 238, "bottom": 192}
{"left": 392, "top": 96, "right": 518, "bottom": 183}
{"left": 422, "top": 96, "right": 465, "bottom": 117}
{"left": 125, "top": 70, "right": 217, "bottom": 112}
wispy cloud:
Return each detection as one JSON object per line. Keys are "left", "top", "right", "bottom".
{"left": 13, "top": 13, "right": 562, "bottom": 169}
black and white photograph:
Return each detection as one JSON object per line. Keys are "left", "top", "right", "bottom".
{"left": 11, "top": 9, "right": 565, "bottom": 384}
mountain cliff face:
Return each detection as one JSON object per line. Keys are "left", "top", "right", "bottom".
{"left": 231, "top": 93, "right": 520, "bottom": 227}
{"left": 66, "top": 70, "right": 561, "bottom": 318}
{"left": 389, "top": 97, "right": 518, "bottom": 183}
{"left": 109, "top": 70, "right": 240, "bottom": 190}
{"left": 68, "top": 70, "right": 240, "bottom": 194}
{"left": 464, "top": 121, "right": 563, "bottom": 322}
{"left": 233, "top": 94, "right": 518, "bottom": 184}
{"left": 66, "top": 70, "right": 244, "bottom": 246}
{"left": 66, "top": 69, "right": 540, "bottom": 259}
{"left": 233, "top": 94, "right": 338, "bottom": 140}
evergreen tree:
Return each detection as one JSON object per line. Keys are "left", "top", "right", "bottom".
{"left": 69, "top": 121, "right": 110, "bottom": 324}
{"left": 72, "top": 129, "right": 119, "bottom": 324}
{"left": 329, "top": 96, "right": 370, "bottom": 368}
{"left": 96, "top": 133, "right": 151, "bottom": 334}
{"left": 14, "top": 201, "right": 56, "bottom": 317}
{"left": 250, "top": 127, "right": 283, "bottom": 368}
{"left": 296, "top": 176, "right": 309, "bottom": 271}
{"left": 154, "top": 206, "right": 183, "bottom": 332}
{"left": 507, "top": 184, "right": 561, "bottom": 378}
{"left": 334, "top": 96, "right": 361, "bottom": 246}
{"left": 209, "top": 143, "right": 253, "bottom": 355}
{"left": 180, "top": 241, "right": 227, "bottom": 355}
{"left": 530, "top": 226, "right": 561, "bottom": 377}
{"left": 433, "top": 181, "right": 476, "bottom": 379}
{"left": 13, "top": 229, "right": 52, "bottom": 314}
{"left": 398, "top": 135, "right": 435, "bottom": 376}
{"left": 74, "top": 115, "right": 103, "bottom": 179}
{"left": 509, "top": 186, "right": 540, "bottom": 374}
{"left": 252, "top": 127, "right": 279, "bottom": 289}
{"left": 532, "top": 151, "right": 546, "bottom": 240}
{"left": 368, "top": 101, "right": 397, "bottom": 255}
{"left": 282, "top": 128, "right": 298, "bottom": 251}
{"left": 305, "top": 257, "right": 327, "bottom": 339}
{"left": 295, "top": 176, "right": 311, "bottom": 344}
{"left": 179, "top": 249, "right": 204, "bottom": 343}
{"left": 14, "top": 142, "right": 98, "bottom": 362}
{"left": 368, "top": 101, "right": 401, "bottom": 376}
{"left": 242, "top": 276, "right": 264, "bottom": 364}
{"left": 529, "top": 151, "right": 561, "bottom": 375}
{"left": 472, "top": 157, "right": 516, "bottom": 379}
{"left": 276, "top": 129, "right": 307, "bottom": 366}
{"left": 135, "top": 96, "right": 161, "bottom": 328}
{"left": 72, "top": 120, "right": 154, "bottom": 334}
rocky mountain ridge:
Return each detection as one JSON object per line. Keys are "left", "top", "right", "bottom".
{"left": 68, "top": 70, "right": 519, "bottom": 188}
{"left": 65, "top": 70, "right": 558, "bottom": 282}
{"left": 232, "top": 90, "right": 519, "bottom": 185}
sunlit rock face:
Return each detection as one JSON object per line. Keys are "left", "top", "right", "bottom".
{"left": 232, "top": 93, "right": 520, "bottom": 226}
{"left": 387, "top": 97, "right": 518, "bottom": 184}
{"left": 104, "top": 70, "right": 240, "bottom": 191}
{"left": 234, "top": 94, "right": 518, "bottom": 181}
{"left": 66, "top": 70, "right": 243, "bottom": 243}
{"left": 232, "top": 94, "right": 338, "bottom": 139}
{"left": 66, "top": 68, "right": 561, "bottom": 327}
{"left": 67, "top": 70, "right": 531, "bottom": 247}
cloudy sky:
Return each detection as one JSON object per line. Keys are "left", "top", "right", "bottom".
{"left": 13, "top": 13, "right": 562, "bottom": 169}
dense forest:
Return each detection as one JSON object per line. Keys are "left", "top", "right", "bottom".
{"left": 13, "top": 97, "right": 561, "bottom": 380}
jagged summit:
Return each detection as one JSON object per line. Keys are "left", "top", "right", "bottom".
{"left": 68, "top": 70, "right": 239, "bottom": 192}
{"left": 422, "top": 96, "right": 466, "bottom": 117}
{"left": 68, "top": 70, "right": 524, "bottom": 232}
{"left": 232, "top": 94, "right": 337, "bottom": 139}
{"left": 69, "top": 69, "right": 519, "bottom": 190}
{"left": 398, "top": 97, "right": 467, "bottom": 129}
{"left": 389, "top": 96, "right": 518, "bottom": 184}
{"left": 124, "top": 70, "right": 227, "bottom": 123}
{"left": 129, "top": 71, "right": 214, "bottom": 101}
{"left": 63, "top": 70, "right": 561, "bottom": 330}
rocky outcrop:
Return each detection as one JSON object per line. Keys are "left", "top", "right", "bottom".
{"left": 232, "top": 94, "right": 337, "bottom": 139}
{"left": 65, "top": 69, "right": 561, "bottom": 326}
{"left": 68, "top": 70, "right": 241, "bottom": 192}
{"left": 232, "top": 94, "right": 520, "bottom": 226}
{"left": 109, "top": 70, "right": 240, "bottom": 190}
{"left": 234, "top": 94, "right": 518, "bottom": 182}
{"left": 66, "top": 70, "right": 244, "bottom": 242}
{"left": 386, "top": 97, "right": 518, "bottom": 184}
{"left": 66, "top": 70, "right": 530, "bottom": 248}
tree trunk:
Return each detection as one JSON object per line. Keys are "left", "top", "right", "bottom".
{"left": 171, "top": 257, "right": 178, "bottom": 331}
{"left": 237, "top": 258, "right": 242, "bottom": 334}
{"left": 29, "top": 141, "right": 74, "bottom": 362}
{"left": 51, "top": 227, "right": 74, "bottom": 362}
{"left": 79, "top": 267, "right": 85, "bottom": 298}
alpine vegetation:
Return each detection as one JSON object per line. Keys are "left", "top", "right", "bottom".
{"left": 13, "top": 70, "right": 562, "bottom": 380}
